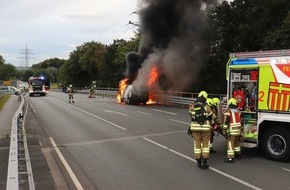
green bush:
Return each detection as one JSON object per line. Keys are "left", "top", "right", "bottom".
{"left": 0, "top": 94, "right": 10, "bottom": 111}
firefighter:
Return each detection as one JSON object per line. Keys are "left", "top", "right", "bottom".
{"left": 212, "top": 97, "right": 220, "bottom": 115}
{"left": 206, "top": 98, "right": 217, "bottom": 153}
{"left": 67, "top": 84, "right": 74, "bottom": 103}
{"left": 89, "top": 85, "right": 95, "bottom": 98}
{"left": 222, "top": 98, "right": 242, "bottom": 163}
{"left": 189, "top": 91, "right": 214, "bottom": 169}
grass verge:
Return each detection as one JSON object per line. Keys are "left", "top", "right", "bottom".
{"left": 0, "top": 94, "right": 11, "bottom": 111}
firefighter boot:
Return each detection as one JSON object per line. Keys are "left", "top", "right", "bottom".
{"left": 201, "top": 158, "right": 209, "bottom": 169}
{"left": 196, "top": 159, "right": 202, "bottom": 168}
{"left": 224, "top": 158, "right": 235, "bottom": 163}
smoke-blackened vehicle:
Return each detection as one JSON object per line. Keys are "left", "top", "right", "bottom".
{"left": 117, "top": 65, "right": 158, "bottom": 105}
{"left": 28, "top": 76, "right": 49, "bottom": 96}
{"left": 121, "top": 84, "right": 148, "bottom": 105}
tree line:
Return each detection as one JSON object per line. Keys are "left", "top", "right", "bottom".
{"left": 0, "top": 0, "right": 289, "bottom": 94}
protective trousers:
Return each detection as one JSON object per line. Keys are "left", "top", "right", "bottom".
{"left": 227, "top": 135, "right": 241, "bottom": 159}
{"left": 192, "top": 130, "right": 211, "bottom": 159}
{"left": 69, "top": 93, "right": 74, "bottom": 102}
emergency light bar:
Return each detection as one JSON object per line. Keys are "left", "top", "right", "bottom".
{"left": 230, "top": 49, "right": 290, "bottom": 59}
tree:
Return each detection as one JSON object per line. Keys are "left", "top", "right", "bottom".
{"left": 262, "top": 12, "right": 290, "bottom": 49}
{"left": 0, "top": 64, "right": 16, "bottom": 80}
{"left": 0, "top": 55, "right": 5, "bottom": 66}
{"left": 100, "top": 35, "right": 140, "bottom": 87}
{"left": 58, "top": 41, "right": 107, "bottom": 87}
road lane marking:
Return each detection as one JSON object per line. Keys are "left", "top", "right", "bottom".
{"left": 282, "top": 167, "right": 290, "bottom": 172}
{"left": 26, "top": 97, "right": 37, "bottom": 114}
{"left": 143, "top": 138, "right": 263, "bottom": 190}
{"left": 104, "top": 109, "right": 128, "bottom": 116}
{"left": 143, "top": 137, "right": 169, "bottom": 149}
{"left": 152, "top": 109, "right": 177, "bottom": 115}
{"left": 169, "top": 119, "right": 189, "bottom": 125}
{"left": 115, "top": 105, "right": 126, "bottom": 109}
{"left": 137, "top": 111, "right": 152, "bottom": 115}
{"left": 62, "top": 131, "right": 185, "bottom": 146}
{"left": 49, "top": 137, "right": 84, "bottom": 190}
{"left": 53, "top": 97, "right": 127, "bottom": 131}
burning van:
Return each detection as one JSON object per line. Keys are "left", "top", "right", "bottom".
{"left": 121, "top": 84, "right": 148, "bottom": 105}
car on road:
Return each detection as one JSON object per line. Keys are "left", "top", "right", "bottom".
{"left": 121, "top": 85, "right": 148, "bottom": 105}
{"left": 0, "top": 86, "right": 22, "bottom": 95}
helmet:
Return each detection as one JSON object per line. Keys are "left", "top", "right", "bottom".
{"left": 198, "top": 91, "right": 208, "bottom": 99}
{"left": 69, "top": 84, "right": 72, "bottom": 87}
{"left": 212, "top": 97, "right": 220, "bottom": 106}
{"left": 228, "top": 98, "right": 237, "bottom": 106}
{"left": 206, "top": 98, "right": 214, "bottom": 106}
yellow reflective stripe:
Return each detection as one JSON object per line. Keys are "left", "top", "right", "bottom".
{"left": 222, "top": 124, "right": 228, "bottom": 130}
{"left": 227, "top": 150, "right": 234, "bottom": 156}
{"left": 227, "top": 141, "right": 234, "bottom": 155}
{"left": 191, "top": 123, "right": 211, "bottom": 127}
{"left": 194, "top": 149, "right": 202, "bottom": 154}
{"left": 234, "top": 147, "right": 241, "bottom": 152}
{"left": 203, "top": 148, "right": 210, "bottom": 154}
{"left": 191, "top": 128, "right": 211, "bottom": 131}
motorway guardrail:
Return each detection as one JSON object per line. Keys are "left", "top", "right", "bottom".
{"left": 6, "top": 95, "right": 35, "bottom": 190}
{"left": 52, "top": 88, "right": 226, "bottom": 108}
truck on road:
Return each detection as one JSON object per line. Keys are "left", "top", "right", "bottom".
{"left": 227, "top": 49, "right": 290, "bottom": 161}
{"left": 28, "top": 76, "right": 49, "bottom": 97}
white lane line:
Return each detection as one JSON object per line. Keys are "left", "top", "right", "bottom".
{"left": 49, "top": 137, "right": 84, "bottom": 190}
{"left": 282, "top": 167, "right": 290, "bottom": 172}
{"left": 143, "top": 138, "right": 169, "bottom": 149}
{"left": 152, "top": 109, "right": 177, "bottom": 115}
{"left": 143, "top": 138, "right": 263, "bottom": 190}
{"left": 26, "top": 97, "right": 37, "bottom": 114}
{"left": 104, "top": 109, "right": 128, "bottom": 116}
{"left": 169, "top": 119, "right": 189, "bottom": 125}
{"left": 137, "top": 111, "right": 152, "bottom": 116}
{"left": 115, "top": 105, "right": 126, "bottom": 109}
{"left": 53, "top": 97, "right": 127, "bottom": 131}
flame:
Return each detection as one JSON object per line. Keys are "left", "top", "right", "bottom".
{"left": 146, "top": 99, "right": 156, "bottom": 105}
{"left": 147, "top": 66, "right": 158, "bottom": 87}
{"left": 116, "top": 78, "right": 128, "bottom": 103}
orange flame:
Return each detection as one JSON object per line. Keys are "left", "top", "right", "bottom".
{"left": 116, "top": 78, "right": 128, "bottom": 103}
{"left": 146, "top": 99, "right": 156, "bottom": 105}
{"left": 147, "top": 66, "right": 158, "bottom": 87}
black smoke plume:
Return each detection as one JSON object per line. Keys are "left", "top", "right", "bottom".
{"left": 126, "top": 0, "right": 218, "bottom": 92}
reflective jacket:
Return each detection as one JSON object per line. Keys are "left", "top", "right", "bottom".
{"left": 222, "top": 108, "right": 241, "bottom": 136}
{"left": 189, "top": 103, "right": 214, "bottom": 131}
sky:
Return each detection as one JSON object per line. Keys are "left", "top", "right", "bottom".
{"left": 0, "top": 0, "right": 139, "bottom": 67}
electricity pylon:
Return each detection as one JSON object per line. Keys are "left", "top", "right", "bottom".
{"left": 18, "top": 43, "right": 35, "bottom": 68}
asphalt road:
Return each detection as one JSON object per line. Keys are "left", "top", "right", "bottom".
{"left": 24, "top": 91, "right": 290, "bottom": 190}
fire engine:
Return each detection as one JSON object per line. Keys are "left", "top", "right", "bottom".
{"left": 226, "top": 49, "right": 290, "bottom": 161}
{"left": 28, "top": 76, "right": 49, "bottom": 97}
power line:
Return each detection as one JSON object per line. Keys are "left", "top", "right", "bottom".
{"left": 18, "top": 43, "right": 35, "bottom": 68}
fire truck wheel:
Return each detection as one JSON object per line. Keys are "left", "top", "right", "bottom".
{"left": 261, "top": 127, "right": 290, "bottom": 162}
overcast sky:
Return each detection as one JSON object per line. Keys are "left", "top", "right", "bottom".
{"left": 0, "top": 0, "right": 139, "bottom": 67}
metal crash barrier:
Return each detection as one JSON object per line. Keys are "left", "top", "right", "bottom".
{"left": 6, "top": 95, "right": 35, "bottom": 190}
{"left": 69, "top": 88, "right": 225, "bottom": 107}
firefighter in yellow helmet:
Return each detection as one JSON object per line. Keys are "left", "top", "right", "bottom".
{"left": 189, "top": 91, "right": 215, "bottom": 169}
{"left": 206, "top": 98, "right": 217, "bottom": 153}
{"left": 212, "top": 98, "right": 220, "bottom": 112}
{"left": 222, "top": 98, "right": 242, "bottom": 163}
{"left": 67, "top": 84, "right": 74, "bottom": 103}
